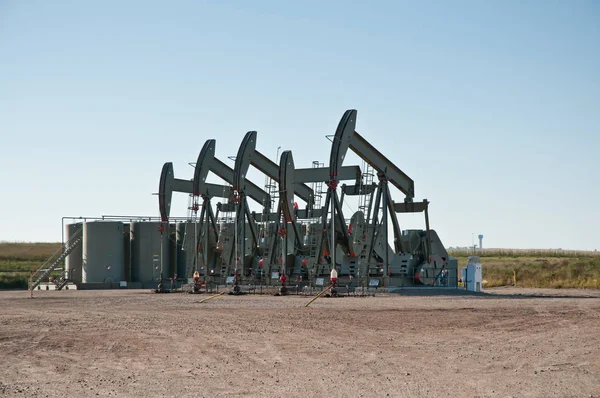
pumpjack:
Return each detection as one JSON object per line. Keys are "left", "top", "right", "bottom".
{"left": 158, "top": 109, "right": 457, "bottom": 289}
{"left": 158, "top": 139, "right": 274, "bottom": 288}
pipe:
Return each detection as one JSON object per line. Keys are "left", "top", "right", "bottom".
{"left": 234, "top": 198, "right": 240, "bottom": 288}
{"left": 198, "top": 291, "right": 225, "bottom": 303}
{"left": 331, "top": 187, "right": 335, "bottom": 277}
{"left": 382, "top": 183, "right": 389, "bottom": 279}
{"left": 305, "top": 284, "right": 332, "bottom": 307}
{"left": 194, "top": 218, "right": 199, "bottom": 274}
{"left": 424, "top": 202, "right": 431, "bottom": 260}
{"left": 101, "top": 215, "right": 195, "bottom": 222}
{"left": 204, "top": 203, "right": 210, "bottom": 287}
{"left": 282, "top": 226, "right": 286, "bottom": 279}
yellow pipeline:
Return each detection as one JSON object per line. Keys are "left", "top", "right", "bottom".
{"left": 198, "top": 292, "right": 225, "bottom": 303}
{"left": 305, "top": 285, "right": 332, "bottom": 307}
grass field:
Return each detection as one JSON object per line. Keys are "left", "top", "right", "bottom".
{"left": 448, "top": 248, "right": 600, "bottom": 289}
{"left": 1, "top": 242, "right": 598, "bottom": 289}
{"left": 0, "top": 242, "right": 62, "bottom": 289}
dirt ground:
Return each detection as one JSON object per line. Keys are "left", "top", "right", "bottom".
{"left": 1, "top": 287, "right": 599, "bottom": 398}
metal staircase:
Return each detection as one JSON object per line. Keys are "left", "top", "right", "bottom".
{"left": 54, "top": 272, "right": 72, "bottom": 291}
{"left": 30, "top": 229, "right": 83, "bottom": 291}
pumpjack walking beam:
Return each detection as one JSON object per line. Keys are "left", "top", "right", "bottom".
{"left": 158, "top": 140, "right": 273, "bottom": 224}
{"left": 250, "top": 149, "right": 314, "bottom": 205}
{"left": 231, "top": 131, "right": 315, "bottom": 213}
{"left": 323, "top": 109, "right": 425, "bottom": 276}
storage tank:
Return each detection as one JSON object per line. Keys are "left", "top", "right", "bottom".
{"left": 130, "top": 222, "right": 170, "bottom": 284}
{"left": 82, "top": 221, "right": 125, "bottom": 283}
{"left": 65, "top": 223, "right": 83, "bottom": 283}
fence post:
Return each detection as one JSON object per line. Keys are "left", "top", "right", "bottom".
{"left": 513, "top": 270, "right": 517, "bottom": 287}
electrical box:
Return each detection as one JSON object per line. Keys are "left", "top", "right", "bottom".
{"left": 465, "top": 256, "right": 482, "bottom": 292}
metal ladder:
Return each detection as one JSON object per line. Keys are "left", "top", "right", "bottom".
{"left": 30, "top": 229, "right": 83, "bottom": 290}
{"left": 307, "top": 161, "right": 327, "bottom": 277}
{"left": 311, "top": 161, "right": 325, "bottom": 213}
{"left": 359, "top": 162, "right": 375, "bottom": 221}
{"left": 264, "top": 174, "right": 279, "bottom": 212}
{"left": 182, "top": 194, "right": 200, "bottom": 279}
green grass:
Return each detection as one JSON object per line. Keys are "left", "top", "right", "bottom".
{"left": 449, "top": 249, "right": 600, "bottom": 289}
{"left": 0, "top": 242, "right": 62, "bottom": 262}
{"left": 0, "top": 272, "right": 30, "bottom": 289}
{"left": 0, "top": 242, "right": 63, "bottom": 289}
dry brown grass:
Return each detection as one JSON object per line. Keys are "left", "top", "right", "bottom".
{"left": 449, "top": 248, "right": 600, "bottom": 258}
{"left": 449, "top": 249, "right": 600, "bottom": 289}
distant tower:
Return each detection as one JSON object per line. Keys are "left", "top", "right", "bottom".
{"left": 478, "top": 234, "right": 484, "bottom": 249}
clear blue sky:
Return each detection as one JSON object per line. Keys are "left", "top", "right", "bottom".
{"left": 0, "top": 1, "right": 598, "bottom": 250}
